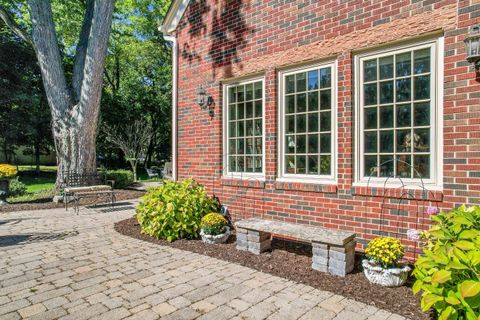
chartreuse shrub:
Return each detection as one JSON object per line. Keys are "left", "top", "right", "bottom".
{"left": 413, "top": 205, "right": 480, "bottom": 320}
{"left": 136, "top": 179, "right": 219, "bottom": 241}
{"left": 365, "top": 237, "right": 405, "bottom": 267}
{"left": 201, "top": 213, "right": 228, "bottom": 235}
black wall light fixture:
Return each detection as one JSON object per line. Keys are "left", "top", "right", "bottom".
{"left": 464, "top": 24, "right": 480, "bottom": 70}
{"left": 197, "top": 86, "right": 214, "bottom": 117}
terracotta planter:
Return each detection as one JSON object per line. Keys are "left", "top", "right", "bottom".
{"left": 0, "top": 179, "right": 9, "bottom": 205}
{"left": 200, "top": 226, "right": 230, "bottom": 244}
{"left": 362, "top": 259, "right": 411, "bottom": 287}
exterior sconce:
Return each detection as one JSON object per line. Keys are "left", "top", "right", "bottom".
{"left": 464, "top": 24, "right": 480, "bottom": 69}
{"left": 197, "top": 86, "right": 214, "bottom": 117}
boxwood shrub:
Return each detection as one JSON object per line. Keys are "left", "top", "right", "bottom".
{"left": 136, "top": 179, "right": 219, "bottom": 241}
{"left": 106, "top": 169, "right": 134, "bottom": 189}
{"left": 8, "top": 177, "right": 27, "bottom": 197}
{"left": 413, "top": 205, "right": 480, "bottom": 320}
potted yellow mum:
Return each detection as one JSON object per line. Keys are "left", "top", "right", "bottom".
{"left": 200, "top": 212, "right": 230, "bottom": 244}
{"left": 362, "top": 237, "right": 411, "bottom": 287}
{"left": 0, "top": 164, "right": 17, "bottom": 205}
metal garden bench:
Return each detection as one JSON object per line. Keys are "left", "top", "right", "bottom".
{"left": 235, "top": 218, "right": 356, "bottom": 276}
{"left": 61, "top": 171, "right": 116, "bottom": 214}
{"left": 145, "top": 168, "right": 159, "bottom": 179}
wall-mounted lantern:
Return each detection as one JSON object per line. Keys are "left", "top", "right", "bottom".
{"left": 464, "top": 24, "right": 480, "bottom": 69}
{"left": 197, "top": 86, "right": 214, "bottom": 117}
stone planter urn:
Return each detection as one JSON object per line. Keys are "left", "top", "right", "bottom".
{"left": 0, "top": 179, "right": 9, "bottom": 205}
{"left": 200, "top": 226, "right": 230, "bottom": 244}
{"left": 362, "top": 259, "right": 411, "bottom": 287}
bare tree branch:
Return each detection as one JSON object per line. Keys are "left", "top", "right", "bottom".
{"left": 72, "top": 0, "right": 94, "bottom": 102}
{"left": 78, "top": 0, "right": 114, "bottom": 114}
{"left": 0, "top": 5, "right": 32, "bottom": 45}
{"left": 103, "top": 120, "right": 153, "bottom": 181}
{"left": 27, "top": 0, "right": 70, "bottom": 118}
{"left": 104, "top": 69, "right": 116, "bottom": 91}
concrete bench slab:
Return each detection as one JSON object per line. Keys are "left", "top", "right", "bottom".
{"left": 235, "top": 218, "right": 356, "bottom": 277}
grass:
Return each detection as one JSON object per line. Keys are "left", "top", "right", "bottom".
{"left": 5, "top": 165, "right": 159, "bottom": 203}
{"left": 17, "top": 165, "right": 57, "bottom": 173}
{"left": 6, "top": 166, "right": 57, "bottom": 203}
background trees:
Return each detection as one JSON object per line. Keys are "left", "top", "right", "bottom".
{"left": 0, "top": 0, "right": 172, "bottom": 180}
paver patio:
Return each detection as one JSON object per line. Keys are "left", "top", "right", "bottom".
{"left": 0, "top": 202, "right": 409, "bottom": 320}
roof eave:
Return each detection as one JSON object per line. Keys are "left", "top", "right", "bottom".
{"left": 159, "top": 0, "right": 191, "bottom": 35}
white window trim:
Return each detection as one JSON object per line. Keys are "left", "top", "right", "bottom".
{"left": 223, "top": 77, "right": 266, "bottom": 180}
{"left": 353, "top": 37, "right": 444, "bottom": 190}
{"left": 277, "top": 61, "right": 338, "bottom": 185}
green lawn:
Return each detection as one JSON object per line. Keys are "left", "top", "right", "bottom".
{"left": 17, "top": 166, "right": 57, "bottom": 193}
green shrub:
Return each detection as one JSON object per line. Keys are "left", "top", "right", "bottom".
{"left": 8, "top": 177, "right": 27, "bottom": 197}
{"left": 413, "top": 205, "right": 480, "bottom": 320}
{"left": 106, "top": 169, "right": 134, "bottom": 189}
{"left": 136, "top": 179, "right": 219, "bottom": 241}
{"left": 201, "top": 212, "right": 228, "bottom": 235}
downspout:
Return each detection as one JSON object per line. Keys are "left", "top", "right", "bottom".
{"left": 162, "top": 32, "right": 178, "bottom": 181}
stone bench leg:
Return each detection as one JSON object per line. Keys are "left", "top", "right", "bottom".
{"left": 312, "top": 243, "right": 329, "bottom": 273}
{"left": 312, "top": 240, "right": 356, "bottom": 277}
{"left": 236, "top": 228, "right": 271, "bottom": 254}
{"left": 328, "top": 240, "right": 356, "bottom": 277}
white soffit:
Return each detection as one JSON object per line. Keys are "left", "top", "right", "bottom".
{"left": 160, "top": 0, "right": 191, "bottom": 34}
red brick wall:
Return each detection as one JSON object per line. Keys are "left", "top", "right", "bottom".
{"left": 173, "top": 0, "right": 480, "bottom": 258}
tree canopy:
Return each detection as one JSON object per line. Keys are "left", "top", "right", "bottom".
{"left": 0, "top": 0, "right": 173, "bottom": 173}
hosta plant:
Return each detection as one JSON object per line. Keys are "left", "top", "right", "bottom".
{"left": 0, "top": 164, "right": 17, "bottom": 179}
{"left": 413, "top": 205, "right": 480, "bottom": 320}
{"left": 136, "top": 179, "right": 219, "bottom": 242}
{"left": 201, "top": 213, "right": 228, "bottom": 235}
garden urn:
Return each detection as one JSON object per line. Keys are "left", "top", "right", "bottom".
{"left": 200, "top": 226, "right": 231, "bottom": 244}
{"left": 362, "top": 259, "right": 411, "bottom": 287}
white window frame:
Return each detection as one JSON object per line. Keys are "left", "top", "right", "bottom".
{"left": 353, "top": 37, "right": 444, "bottom": 189}
{"left": 277, "top": 61, "right": 338, "bottom": 185}
{"left": 223, "top": 77, "right": 266, "bottom": 180}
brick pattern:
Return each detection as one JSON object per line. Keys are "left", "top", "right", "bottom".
{"left": 173, "top": 0, "right": 480, "bottom": 259}
{"left": 0, "top": 206, "right": 408, "bottom": 320}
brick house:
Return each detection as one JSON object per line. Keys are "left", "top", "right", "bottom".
{"left": 160, "top": 0, "right": 480, "bottom": 258}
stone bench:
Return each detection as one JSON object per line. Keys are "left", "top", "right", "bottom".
{"left": 235, "top": 218, "right": 356, "bottom": 277}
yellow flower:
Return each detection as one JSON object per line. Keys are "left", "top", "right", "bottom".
{"left": 0, "top": 164, "right": 17, "bottom": 179}
{"left": 365, "top": 237, "right": 405, "bottom": 267}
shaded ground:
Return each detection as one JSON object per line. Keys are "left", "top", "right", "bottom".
{"left": 116, "top": 217, "right": 430, "bottom": 320}
{"left": 0, "top": 190, "right": 145, "bottom": 213}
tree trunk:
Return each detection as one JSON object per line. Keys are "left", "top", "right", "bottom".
{"left": 129, "top": 160, "right": 137, "bottom": 182}
{"left": 34, "top": 140, "right": 40, "bottom": 174}
{"left": 53, "top": 116, "right": 98, "bottom": 185}
{"left": 25, "top": 0, "right": 114, "bottom": 187}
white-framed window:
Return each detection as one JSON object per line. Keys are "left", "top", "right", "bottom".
{"left": 278, "top": 61, "right": 337, "bottom": 184}
{"left": 223, "top": 78, "right": 265, "bottom": 178}
{"left": 354, "top": 38, "right": 444, "bottom": 187}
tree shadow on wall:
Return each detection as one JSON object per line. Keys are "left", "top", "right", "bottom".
{"left": 182, "top": 0, "right": 254, "bottom": 78}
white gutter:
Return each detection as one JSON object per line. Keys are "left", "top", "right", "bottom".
{"left": 162, "top": 33, "right": 178, "bottom": 181}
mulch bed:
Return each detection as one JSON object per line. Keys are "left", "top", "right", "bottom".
{"left": 0, "top": 190, "right": 145, "bottom": 213}
{"left": 115, "top": 217, "right": 430, "bottom": 320}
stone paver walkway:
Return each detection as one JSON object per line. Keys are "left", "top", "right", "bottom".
{"left": 0, "top": 202, "right": 408, "bottom": 320}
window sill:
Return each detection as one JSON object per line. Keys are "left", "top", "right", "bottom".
{"left": 221, "top": 177, "right": 265, "bottom": 189}
{"left": 274, "top": 179, "right": 337, "bottom": 193}
{"left": 352, "top": 182, "right": 443, "bottom": 201}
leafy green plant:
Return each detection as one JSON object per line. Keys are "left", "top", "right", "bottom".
{"left": 8, "top": 177, "right": 27, "bottom": 197}
{"left": 136, "top": 179, "right": 219, "bottom": 241}
{"left": 106, "top": 169, "right": 134, "bottom": 189}
{"left": 201, "top": 212, "right": 228, "bottom": 235}
{"left": 413, "top": 205, "right": 480, "bottom": 320}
